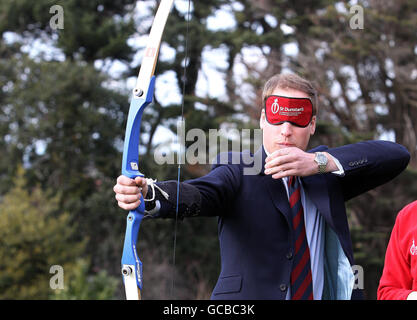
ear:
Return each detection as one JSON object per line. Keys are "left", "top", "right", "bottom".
{"left": 309, "top": 116, "right": 316, "bottom": 135}
{"left": 260, "top": 110, "right": 266, "bottom": 129}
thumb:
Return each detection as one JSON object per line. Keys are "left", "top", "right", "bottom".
{"left": 134, "top": 176, "right": 148, "bottom": 198}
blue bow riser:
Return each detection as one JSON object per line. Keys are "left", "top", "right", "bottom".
{"left": 121, "top": 76, "right": 155, "bottom": 294}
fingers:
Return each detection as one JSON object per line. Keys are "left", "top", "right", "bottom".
{"left": 117, "top": 174, "right": 138, "bottom": 186}
{"left": 265, "top": 154, "right": 294, "bottom": 171}
{"left": 271, "top": 169, "right": 298, "bottom": 180}
{"left": 134, "top": 176, "right": 148, "bottom": 198}
{"left": 265, "top": 147, "right": 296, "bottom": 163}
{"left": 264, "top": 147, "right": 317, "bottom": 179}
{"left": 117, "top": 199, "right": 141, "bottom": 211}
{"left": 134, "top": 176, "right": 147, "bottom": 187}
{"left": 265, "top": 163, "right": 296, "bottom": 178}
{"left": 114, "top": 175, "right": 146, "bottom": 211}
{"left": 114, "top": 175, "right": 145, "bottom": 194}
{"left": 116, "top": 192, "right": 142, "bottom": 211}
{"left": 115, "top": 192, "right": 141, "bottom": 204}
{"left": 113, "top": 182, "right": 140, "bottom": 195}
{"left": 264, "top": 147, "right": 301, "bottom": 179}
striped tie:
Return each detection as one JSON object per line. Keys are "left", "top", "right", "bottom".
{"left": 288, "top": 176, "right": 313, "bottom": 300}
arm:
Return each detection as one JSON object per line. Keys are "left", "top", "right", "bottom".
{"left": 263, "top": 140, "right": 409, "bottom": 201}
{"left": 326, "top": 140, "right": 410, "bottom": 201}
{"left": 264, "top": 148, "right": 340, "bottom": 178}
{"left": 149, "top": 156, "right": 242, "bottom": 218}
{"left": 186, "top": 164, "right": 242, "bottom": 217}
{"left": 114, "top": 152, "right": 242, "bottom": 218}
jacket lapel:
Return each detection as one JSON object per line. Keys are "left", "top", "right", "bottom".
{"left": 255, "top": 146, "right": 293, "bottom": 227}
{"left": 301, "top": 174, "right": 332, "bottom": 226}
{"left": 265, "top": 176, "right": 293, "bottom": 228}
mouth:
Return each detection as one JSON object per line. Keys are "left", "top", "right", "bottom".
{"left": 277, "top": 142, "right": 295, "bottom": 147}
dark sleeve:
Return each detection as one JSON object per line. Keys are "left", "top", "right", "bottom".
{"left": 144, "top": 152, "right": 243, "bottom": 219}
{"left": 326, "top": 140, "right": 410, "bottom": 201}
{"left": 143, "top": 180, "right": 202, "bottom": 220}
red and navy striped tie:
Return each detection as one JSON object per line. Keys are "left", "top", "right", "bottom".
{"left": 288, "top": 176, "right": 313, "bottom": 300}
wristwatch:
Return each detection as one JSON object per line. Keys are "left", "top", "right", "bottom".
{"left": 314, "top": 152, "right": 328, "bottom": 174}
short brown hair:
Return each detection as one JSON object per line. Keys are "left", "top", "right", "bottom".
{"left": 262, "top": 73, "right": 318, "bottom": 115}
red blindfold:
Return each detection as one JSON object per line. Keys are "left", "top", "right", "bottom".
{"left": 264, "top": 95, "right": 313, "bottom": 127}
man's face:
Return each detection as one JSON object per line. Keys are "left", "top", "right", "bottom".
{"left": 260, "top": 87, "right": 316, "bottom": 154}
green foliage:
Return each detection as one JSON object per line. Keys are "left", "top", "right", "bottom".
{"left": 0, "top": 0, "right": 137, "bottom": 62}
{"left": 0, "top": 167, "right": 85, "bottom": 299}
{"left": 51, "top": 259, "right": 118, "bottom": 300}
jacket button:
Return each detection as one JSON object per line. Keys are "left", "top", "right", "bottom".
{"left": 286, "top": 252, "right": 293, "bottom": 260}
{"left": 280, "top": 284, "right": 287, "bottom": 292}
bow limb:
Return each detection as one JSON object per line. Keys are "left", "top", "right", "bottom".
{"left": 121, "top": 0, "right": 174, "bottom": 300}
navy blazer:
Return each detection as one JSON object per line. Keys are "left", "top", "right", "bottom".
{"left": 163, "top": 141, "right": 410, "bottom": 299}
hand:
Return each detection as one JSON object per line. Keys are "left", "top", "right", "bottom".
{"left": 264, "top": 147, "right": 333, "bottom": 179}
{"left": 113, "top": 175, "right": 148, "bottom": 211}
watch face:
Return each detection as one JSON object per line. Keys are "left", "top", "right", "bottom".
{"left": 316, "top": 153, "right": 327, "bottom": 164}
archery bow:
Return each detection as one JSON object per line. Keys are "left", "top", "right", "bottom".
{"left": 121, "top": 0, "right": 174, "bottom": 300}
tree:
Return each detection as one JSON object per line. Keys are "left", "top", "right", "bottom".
{"left": 51, "top": 259, "right": 118, "bottom": 300}
{"left": 0, "top": 167, "right": 85, "bottom": 299}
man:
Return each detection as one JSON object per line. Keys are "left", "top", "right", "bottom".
{"left": 378, "top": 201, "right": 417, "bottom": 300}
{"left": 114, "top": 73, "right": 410, "bottom": 300}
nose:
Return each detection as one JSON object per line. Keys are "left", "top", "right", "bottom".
{"left": 280, "top": 122, "right": 293, "bottom": 137}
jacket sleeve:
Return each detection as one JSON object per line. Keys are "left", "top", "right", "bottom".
{"left": 377, "top": 207, "right": 414, "bottom": 300}
{"left": 145, "top": 152, "right": 242, "bottom": 219}
{"left": 186, "top": 156, "right": 242, "bottom": 217}
{"left": 325, "top": 140, "right": 410, "bottom": 201}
